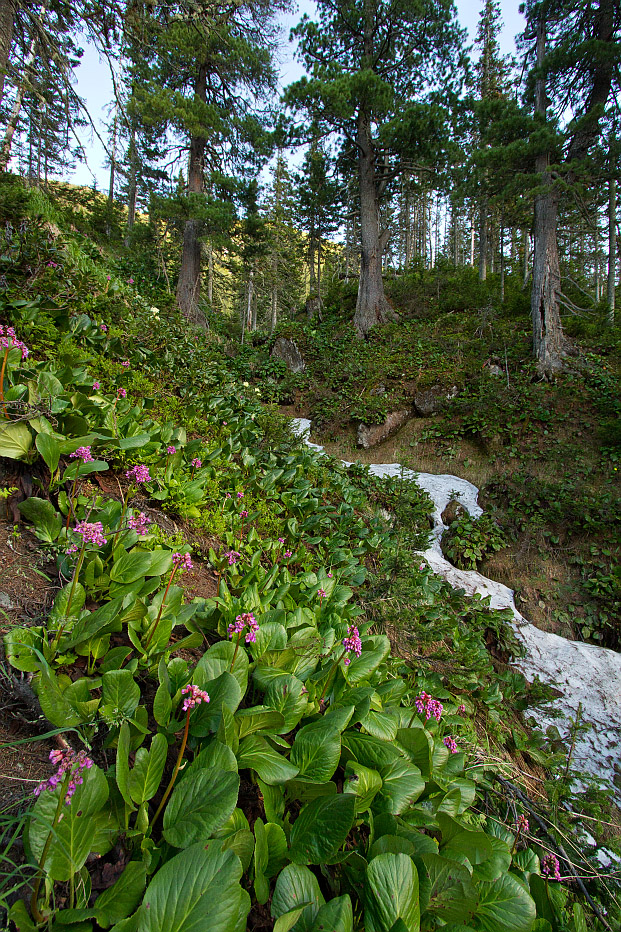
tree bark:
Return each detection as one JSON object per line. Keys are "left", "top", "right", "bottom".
{"left": 607, "top": 145, "right": 616, "bottom": 323}
{"left": 353, "top": 108, "right": 391, "bottom": 336}
{"left": 207, "top": 242, "right": 214, "bottom": 305}
{"left": 478, "top": 198, "right": 487, "bottom": 280}
{"left": 125, "top": 126, "right": 137, "bottom": 246}
{"left": 0, "top": 0, "right": 15, "bottom": 110}
{"left": 0, "top": 7, "right": 41, "bottom": 172}
{"left": 176, "top": 61, "right": 207, "bottom": 324}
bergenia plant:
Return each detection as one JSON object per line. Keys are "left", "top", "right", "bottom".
{"left": 0, "top": 325, "right": 29, "bottom": 417}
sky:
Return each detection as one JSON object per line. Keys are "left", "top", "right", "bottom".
{"left": 67, "top": 0, "right": 526, "bottom": 189}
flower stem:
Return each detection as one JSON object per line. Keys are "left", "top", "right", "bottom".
{"left": 51, "top": 542, "right": 86, "bottom": 651}
{"left": 319, "top": 650, "right": 346, "bottom": 702}
{"left": 143, "top": 567, "right": 177, "bottom": 650}
{"left": 148, "top": 708, "right": 190, "bottom": 833}
{"left": 65, "top": 459, "right": 82, "bottom": 531}
{"left": 30, "top": 772, "right": 71, "bottom": 922}
{"left": 229, "top": 631, "right": 243, "bottom": 673}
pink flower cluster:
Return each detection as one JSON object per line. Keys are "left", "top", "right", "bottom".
{"left": 284, "top": 550, "right": 292, "bottom": 559}
{"left": 92, "top": 381, "right": 100, "bottom": 391}
{"left": 128, "top": 512, "right": 151, "bottom": 536}
{"left": 172, "top": 552, "right": 193, "bottom": 571}
{"left": 167, "top": 445, "right": 176, "bottom": 454}
{"left": 343, "top": 625, "right": 362, "bottom": 666}
{"left": 318, "top": 588, "right": 327, "bottom": 599}
{"left": 415, "top": 691, "right": 443, "bottom": 722}
{"left": 69, "top": 445, "right": 93, "bottom": 463}
{"left": 121, "top": 360, "right": 129, "bottom": 368}
{"left": 117, "top": 388, "right": 127, "bottom": 398}
{"left": 0, "top": 325, "right": 29, "bottom": 359}
{"left": 228, "top": 612, "right": 259, "bottom": 644}
{"left": 240, "top": 509, "right": 248, "bottom": 518}
{"left": 457, "top": 703, "right": 467, "bottom": 715}
{"left": 191, "top": 457, "right": 202, "bottom": 468}
{"left": 100, "top": 323, "right": 108, "bottom": 332}
{"left": 516, "top": 814, "right": 529, "bottom": 833}
{"left": 443, "top": 736, "right": 458, "bottom": 753}
{"left": 126, "top": 464, "right": 151, "bottom": 484}
{"left": 278, "top": 537, "right": 285, "bottom": 544}
{"left": 181, "top": 684, "right": 210, "bottom": 711}
{"left": 237, "top": 491, "right": 244, "bottom": 499}
{"left": 224, "top": 550, "right": 241, "bottom": 565}
{"left": 34, "top": 748, "right": 93, "bottom": 804}
{"left": 541, "top": 853, "right": 561, "bottom": 881}
{"left": 75, "top": 521, "right": 107, "bottom": 547}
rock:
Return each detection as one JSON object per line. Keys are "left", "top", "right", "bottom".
{"left": 357, "top": 409, "right": 412, "bottom": 449}
{"left": 487, "top": 364, "right": 504, "bottom": 377}
{"left": 271, "top": 337, "right": 306, "bottom": 373}
{"left": 441, "top": 500, "right": 467, "bottom": 525}
{"left": 0, "top": 592, "right": 15, "bottom": 610}
{"left": 413, "top": 385, "right": 458, "bottom": 417}
{"left": 370, "top": 382, "right": 386, "bottom": 396}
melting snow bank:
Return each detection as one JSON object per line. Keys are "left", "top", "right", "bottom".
{"left": 292, "top": 419, "right": 621, "bottom": 795}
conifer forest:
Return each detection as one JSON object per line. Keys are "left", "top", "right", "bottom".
{"left": 0, "top": 0, "right": 620, "bottom": 930}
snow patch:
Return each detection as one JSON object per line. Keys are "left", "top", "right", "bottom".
{"left": 292, "top": 418, "right": 621, "bottom": 794}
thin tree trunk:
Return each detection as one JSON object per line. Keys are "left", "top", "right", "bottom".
{"left": 479, "top": 198, "right": 487, "bottom": 281}
{"left": 470, "top": 213, "right": 475, "bottom": 266}
{"left": 522, "top": 229, "right": 530, "bottom": 288}
{"left": 0, "top": 10, "right": 42, "bottom": 172}
{"left": 176, "top": 61, "right": 207, "bottom": 324}
{"left": 0, "top": 0, "right": 15, "bottom": 109}
{"left": 246, "top": 267, "right": 254, "bottom": 332}
{"left": 500, "top": 221, "right": 505, "bottom": 302}
{"left": 125, "top": 127, "right": 137, "bottom": 246}
{"left": 607, "top": 152, "right": 616, "bottom": 323}
{"left": 207, "top": 242, "right": 214, "bottom": 305}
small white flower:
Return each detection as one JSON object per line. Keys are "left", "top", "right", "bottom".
{"left": 243, "top": 381, "right": 249, "bottom": 387}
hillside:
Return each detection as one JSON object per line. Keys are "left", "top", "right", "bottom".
{"left": 0, "top": 179, "right": 619, "bottom": 931}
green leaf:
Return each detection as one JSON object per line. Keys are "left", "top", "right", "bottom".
{"left": 116, "top": 721, "right": 133, "bottom": 807}
{"left": 101, "top": 670, "right": 140, "bottom": 720}
{"left": 189, "top": 671, "right": 242, "bottom": 737}
{"left": 194, "top": 640, "right": 249, "bottom": 695}
{"left": 35, "top": 432, "right": 61, "bottom": 472}
{"left": 235, "top": 706, "right": 285, "bottom": 739}
{"left": 344, "top": 635, "right": 390, "bottom": 684}
{"left": 374, "top": 758, "right": 425, "bottom": 815}
{"left": 365, "top": 853, "right": 420, "bottom": 932}
{"left": 3, "top": 625, "right": 44, "bottom": 672}
{"left": 18, "top": 497, "right": 62, "bottom": 542}
{"left": 28, "top": 765, "right": 110, "bottom": 881}
{"left": 162, "top": 768, "right": 239, "bottom": 847}
{"left": 475, "top": 872, "right": 537, "bottom": 932}
{"left": 94, "top": 862, "right": 147, "bottom": 928}
{"left": 396, "top": 728, "right": 433, "bottom": 780}
{"left": 310, "top": 896, "right": 353, "bottom": 932}
{"left": 343, "top": 760, "right": 382, "bottom": 813}
{"left": 265, "top": 674, "right": 308, "bottom": 731}
{"left": 289, "top": 793, "right": 355, "bottom": 865}
{"left": 34, "top": 667, "right": 84, "bottom": 728}
{"left": 421, "top": 853, "right": 477, "bottom": 924}
{"left": 237, "top": 735, "right": 299, "bottom": 785}
{"left": 110, "top": 551, "right": 160, "bottom": 584}
{"left": 290, "top": 723, "right": 341, "bottom": 783}
{"left": 128, "top": 733, "right": 168, "bottom": 805}
{"left": 272, "top": 864, "right": 325, "bottom": 932}
{"left": 140, "top": 842, "right": 249, "bottom": 932}
{"left": 0, "top": 421, "right": 33, "bottom": 459}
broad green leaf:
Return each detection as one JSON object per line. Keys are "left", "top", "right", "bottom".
{"left": 365, "top": 853, "right": 420, "bottom": 932}
{"left": 235, "top": 706, "right": 285, "bottom": 739}
{"left": 342, "top": 731, "right": 401, "bottom": 770}
{"left": 34, "top": 667, "right": 84, "bottom": 728}
{"left": 310, "top": 896, "right": 353, "bottom": 932}
{"left": 116, "top": 721, "right": 133, "bottom": 807}
{"left": 0, "top": 421, "right": 33, "bottom": 459}
{"left": 441, "top": 828, "right": 493, "bottom": 866}
{"left": 110, "top": 551, "right": 158, "bottom": 584}
{"left": 290, "top": 723, "right": 341, "bottom": 783}
{"left": 184, "top": 740, "right": 238, "bottom": 780}
{"left": 101, "top": 670, "right": 140, "bottom": 720}
{"left": 162, "top": 768, "right": 239, "bottom": 847}
{"left": 28, "top": 765, "right": 109, "bottom": 881}
{"left": 421, "top": 853, "right": 477, "bottom": 924}
{"left": 3, "top": 625, "right": 44, "bottom": 672}
{"left": 265, "top": 674, "right": 308, "bottom": 732}
{"left": 35, "top": 432, "right": 61, "bottom": 472}
{"left": 343, "top": 760, "right": 382, "bottom": 813}
{"left": 360, "top": 709, "right": 399, "bottom": 741}
{"left": 140, "top": 842, "right": 249, "bottom": 932}
{"left": 272, "top": 864, "right": 325, "bottom": 932}
{"left": 237, "top": 735, "right": 299, "bottom": 785}
{"left": 195, "top": 640, "right": 249, "bottom": 695}
{"left": 374, "top": 758, "right": 425, "bottom": 815}
{"left": 128, "top": 734, "right": 168, "bottom": 804}
{"left": 189, "top": 671, "right": 242, "bottom": 737}
{"left": 473, "top": 835, "right": 512, "bottom": 882}
{"left": 475, "top": 872, "right": 537, "bottom": 932}
{"left": 344, "top": 635, "right": 390, "bottom": 684}
{"left": 94, "top": 861, "right": 147, "bottom": 928}
{"left": 289, "top": 793, "right": 355, "bottom": 865}
{"left": 18, "top": 497, "right": 62, "bottom": 542}
{"left": 396, "top": 728, "right": 433, "bottom": 779}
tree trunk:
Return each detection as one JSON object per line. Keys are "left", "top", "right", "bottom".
{"left": 246, "top": 267, "right": 254, "bottom": 332}
{"left": 470, "top": 213, "right": 475, "bottom": 266}
{"left": 0, "top": 0, "right": 15, "bottom": 109}
{"left": 207, "top": 242, "right": 214, "bottom": 305}
{"left": 530, "top": 14, "right": 565, "bottom": 376}
{"left": 0, "top": 9, "right": 42, "bottom": 172}
{"left": 176, "top": 61, "right": 207, "bottom": 324}
{"left": 478, "top": 198, "right": 487, "bottom": 281}
{"left": 125, "top": 127, "right": 137, "bottom": 246}
{"left": 500, "top": 221, "right": 505, "bottom": 302}
{"left": 607, "top": 149, "right": 616, "bottom": 323}
{"left": 353, "top": 107, "right": 391, "bottom": 336}
{"left": 522, "top": 228, "right": 530, "bottom": 288}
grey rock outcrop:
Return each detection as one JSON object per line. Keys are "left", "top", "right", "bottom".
{"left": 271, "top": 337, "right": 306, "bottom": 373}
{"left": 413, "top": 385, "right": 458, "bottom": 417}
{"left": 357, "top": 409, "right": 412, "bottom": 449}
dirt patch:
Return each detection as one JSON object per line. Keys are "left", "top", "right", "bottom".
{"left": 0, "top": 519, "right": 58, "bottom": 632}
{"left": 179, "top": 559, "right": 218, "bottom": 601}
{"left": 0, "top": 717, "right": 55, "bottom": 811}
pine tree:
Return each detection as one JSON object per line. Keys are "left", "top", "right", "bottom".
{"left": 287, "top": 0, "right": 465, "bottom": 337}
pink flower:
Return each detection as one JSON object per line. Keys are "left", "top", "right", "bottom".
{"left": 128, "top": 278, "right": 134, "bottom": 284}
{"left": 284, "top": 550, "right": 292, "bottom": 559}
{"left": 278, "top": 537, "right": 285, "bottom": 544}
{"left": 224, "top": 550, "right": 241, "bottom": 566}
{"left": 66, "top": 544, "right": 78, "bottom": 554}
{"left": 121, "top": 360, "right": 129, "bottom": 368}
{"left": 443, "top": 736, "right": 458, "bottom": 753}
{"left": 541, "top": 854, "right": 561, "bottom": 882}
{"left": 318, "top": 588, "right": 327, "bottom": 599}
{"left": 47, "top": 260, "right": 58, "bottom": 268}
{"left": 191, "top": 457, "right": 202, "bottom": 468}
{"left": 343, "top": 625, "right": 362, "bottom": 665}
{"left": 34, "top": 748, "right": 93, "bottom": 804}
{"left": 327, "top": 572, "right": 333, "bottom": 578}
{"left": 117, "top": 388, "right": 127, "bottom": 398}
{"left": 415, "top": 691, "right": 443, "bottom": 722}
{"left": 181, "top": 684, "right": 210, "bottom": 711}
{"left": 240, "top": 509, "right": 248, "bottom": 518}
{"left": 228, "top": 612, "right": 258, "bottom": 644}
{"left": 92, "top": 381, "right": 100, "bottom": 390}
{"left": 106, "top": 275, "right": 111, "bottom": 280}
{"left": 75, "top": 521, "right": 107, "bottom": 547}
{"left": 167, "top": 445, "right": 176, "bottom": 455}
{"left": 100, "top": 323, "right": 108, "bottom": 332}
{"left": 458, "top": 703, "right": 466, "bottom": 715}
{"left": 237, "top": 491, "right": 244, "bottom": 499}
{"left": 69, "top": 445, "right": 93, "bottom": 463}
{"left": 0, "top": 325, "right": 29, "bottom": 359}
{"left": 516, "top": 814, "right": 529, "bottom": 833}
{"left": 172, "top": 552, "right": 193, "bottom": 571}
{"left": 126, "top": 464, "right": 151, "bottom": 484}
{"left": 128, "top": 512, "right": 151, "bottom": 536}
